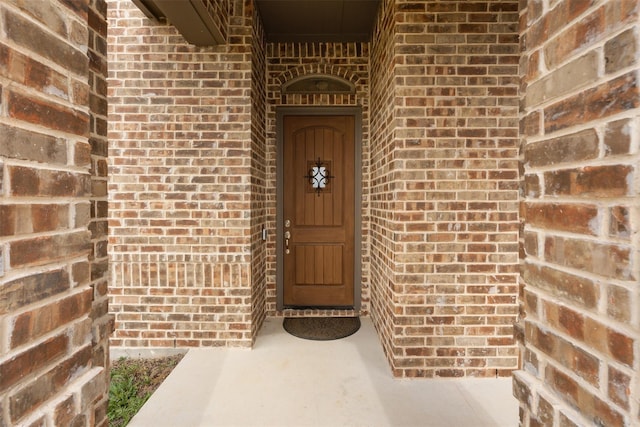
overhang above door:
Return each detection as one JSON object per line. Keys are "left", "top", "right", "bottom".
{"left": 132, "top": 0, "right": 381, "bottom": 45}
{"left": 256, "top": 0, "right": 381, "bottom": 42}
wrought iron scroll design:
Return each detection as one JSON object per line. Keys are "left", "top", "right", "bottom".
{"left": 304, "top": 157, "right": 335, "bottom": 196}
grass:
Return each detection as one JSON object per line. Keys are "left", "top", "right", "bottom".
{"left": 108, "top": 354, "right": 184, "bottom": 427}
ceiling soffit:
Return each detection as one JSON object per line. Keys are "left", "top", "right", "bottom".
{"left": 132, "top": 0, "right": 381, "bottom": 45}
{"left": 256, "top": 0, "right": 381, "bottom": 42}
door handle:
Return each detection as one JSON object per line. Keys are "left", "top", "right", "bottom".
{"left": 284, "top": 231, "right": 291, "bottom": 254}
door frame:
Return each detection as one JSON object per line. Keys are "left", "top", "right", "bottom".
{"left": 276, "top": 106, "right": 363, "bottom": 311}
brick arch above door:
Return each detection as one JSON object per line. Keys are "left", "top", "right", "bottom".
{"left": 274, "top": 63, "right": 362, "bottom": 88}
{"left": 272, "top": 61, "right": 367, "bottom": 106}
{"left": 282, "top": 74, "right": 356, "bottom": 95}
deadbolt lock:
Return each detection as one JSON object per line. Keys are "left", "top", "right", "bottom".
{"left": 284, "top": 231, "right": 291, "bottom": 254}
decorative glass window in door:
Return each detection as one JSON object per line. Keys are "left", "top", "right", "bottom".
{"left": 305, "top": 158, "right": 334, "bottom": 196}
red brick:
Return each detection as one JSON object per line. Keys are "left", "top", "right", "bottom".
{"left": 10, "top": 289, "right": 93, "bottom": 348}
{"left": 544, "top": 7, "right": 604, "bottom": 69}
{"left": 557, "top": 305, "right": 584, "bottom": 341}
{"left": 546, "top": 365, "right": 579, "bottom": 406}
{"left": 569, "top": 345, "right": 600, "bottom": 386}
{"left": 0, "top": 205, "right": 16, "bottom": 236}
{"left": 566, "top": 0, "right": 596, "bottom": 22}
{"left": 605, "top": 28, "right": 637, "bottom": 74}
{"left": 585, "top": 72, "right": 640, "bottom": 121}
{"left": 590, "top": 396, "right": 625, "bottom": 427}
{"left": 0, "top": 123, "right": 67, "bottom": 164}
{"left": 33, "top": 204, "right": 70, "bottom": 232}
{"left": 74, "top": 141, "right": 92, "bottom": 167}
{"left": 523, "top": 289, "right": 538, "bottom": 317}
{"left": 4, "top": 8, "right": 88, "bottom": 76}
{"left": 604, "top": 119, "right": 633, "bottom": 156}
{"left": 524, "top": 174, "right": 540, "bottom": 198}
{"left": 0, "top": 334, "right": 69, "bottom": 393}
{"left": 543, "top": 92, "right": 586, "bottom": 133}
{"left": 604, "top": 0, "right": 640, "bottom": 29}
{"left": 53, "top": 395, "right": 77, "bottom": 427}
{"left": 607, "top": 329, "right": 634, "bottom": 367}
{"left": 9, "top": 346, "right": 92, "bottom": 423}
{"left": 525, "top": 202, "right": 598, "bottom": 236}
{"left": 73, "top": 260, "right": 92, "bottom": 286}
{"left": 0, "top": 269, "right": 70, "bottom": 312}
{"left": 583, "top": 316, "right": 609, "bottom": 355}
{"left": 544, "top": 165, "right": 632, "bottom": 198}
{"left": 9, "top": 231, "right": 91, "bottom": 268}
{"left": 524, "top": 10, "right": 547, "bottom": 50}
{"left": 607, "top": 284, "right": 632, "bottom": 323}
{"left": 512, "top": 372, "right": 533, "bottom": 406}
{"left": 9, "top": 166, "right": 90, "bottom": 197}
{"left": 0, "top": 43, "right": 26, "bottom": 84}
{"left": 88, "top": 6, "right": 107, "bottom": 39}
{"left": 522, "top": 50, "right": 540, "bottom": 83}
{"left": 536, "top": 394, "right": 556, "bottom": 426}
{"left": 8, "top": 91, "right": 89, "bottom": 137}
{"left": 525, "top": 129, "right": 598, "bottom": 167}
{"left": 609, "top": 205, "right": 631, "bottom": 238}
{"left": 25, "top": 59, "right": 69, "bottom": 100}
{"left": 544, "top": 236, "right": 632, "bottom": 280}
{"left": 608, "top": 365, "right": 631, "bottom": 409}
{"left": 523, "top": 264, "right": 599, "bottom": 309}
{"left": 526, "top": 321, "right": 556, "bottom": 355}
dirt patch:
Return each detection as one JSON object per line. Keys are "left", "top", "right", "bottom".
{"left": 109, "top": 354, "right": 185, "bottom": 427}
{"left": 112, "top": 354, "right": 184, "bottom": 396}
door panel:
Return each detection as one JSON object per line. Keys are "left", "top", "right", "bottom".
{"left": 294, "top": 246, "right": 343, "bottom": 285}
{"left": 283, "top": 115, "right": 355, "bottom": 307}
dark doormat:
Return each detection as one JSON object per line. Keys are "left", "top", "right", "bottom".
{"left": 283, "top": 317, "right": 361, "bottom": 341}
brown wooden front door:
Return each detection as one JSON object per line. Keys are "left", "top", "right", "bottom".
{"left": 282, "top": 115, "right": 355, "bottom": 307}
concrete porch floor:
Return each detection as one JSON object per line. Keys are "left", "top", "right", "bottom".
{"left": 128, "top": 317, "right": 518, "bottom": 427}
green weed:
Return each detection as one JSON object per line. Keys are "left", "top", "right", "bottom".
{"left": 107, "top": 355, "right": 183, "bottom": 427}
{"left": 108, "top": 359, "right": 152, "bottom": 427}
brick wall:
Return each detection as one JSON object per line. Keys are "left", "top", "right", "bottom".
{"left": 369, "top": 0, "right": 397, "bottom": 374}
{"left": 0, "top": 0, "right": 109, "bottom": 425}
{"left": 515, "top": 1, "right": 640, "bottom": 426}
{"left": 109, "top": 0, "right": 523, "bottom": 378}
{"left": 265, "top": 41, "right": 371, "bottom": 316}
{"left": 88, "top": 0, "right": 111, "bottom": 423}
{"left": 370, "top": 0, "right": 521, "bottom": 378}
{"left": 250, "top": 2, "right": 267, "bottom": 342}
{"left": 108, "top": 0, "right": 266, "bottom": 348}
